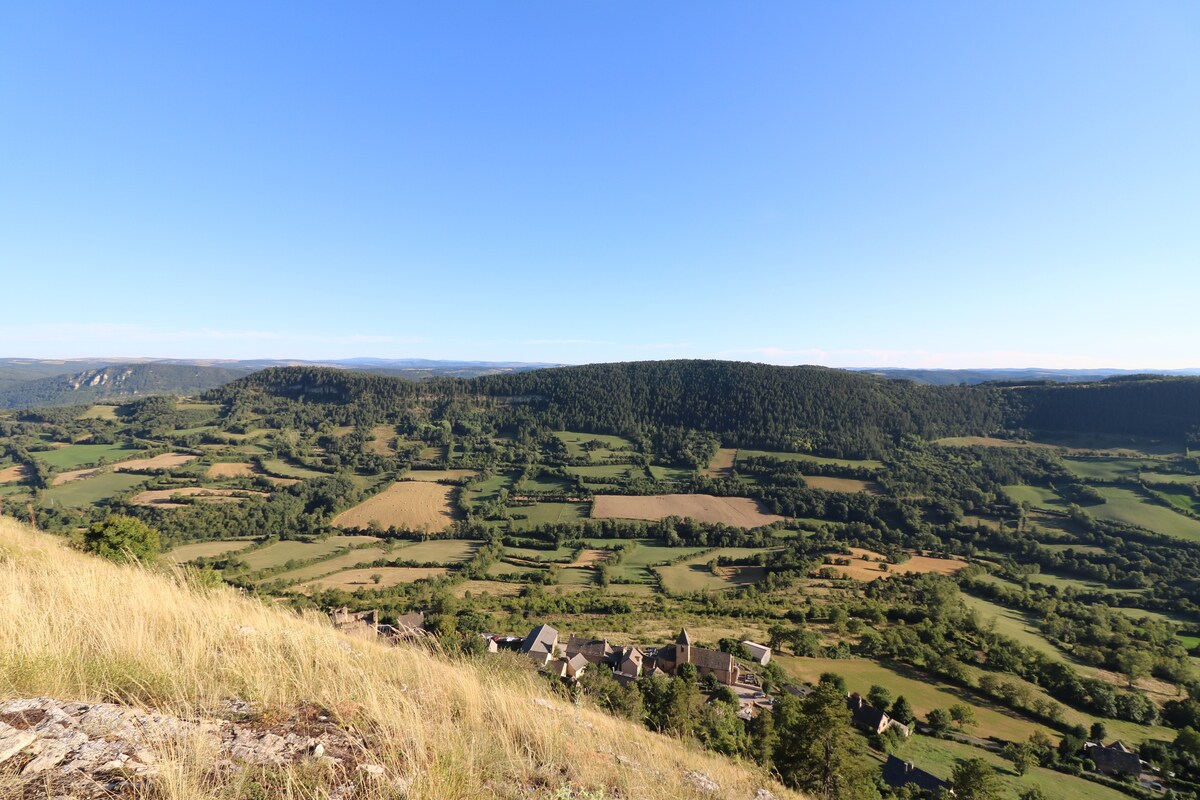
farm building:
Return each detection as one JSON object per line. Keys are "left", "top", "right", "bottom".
{"left": 552, "top": 653, "right": 590, "bottom": 681}
{"left": 1088, "top": 741, "right": 1143, "bottom": 776}
{"left": 521, "top": 623, "right": 560, "bottom": 666}
{"left": 741, "top": 640, "right": 771, "bottom": 665}
{"left": 847, "top": 694, "right": 909, "bottom": 737}
{"left": 881, "top": 755, "right": 947, "bottom": 793}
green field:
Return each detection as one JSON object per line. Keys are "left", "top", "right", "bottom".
{"left": 40, "top": 472, "right": 147, "bottom": 507}
{"left": 1092, "top": 486, "right": 1200, "bottom": 541}
{"left": 564, "top": 464, "right": 640, "bottom": 480}
{"left": 1151, "top": 486, "right": 1200, "bottom": 516}
{"left": 35, "top": 443, "right": 144, "bottom": 470}
{"left": 551, "top": 431, "right": 635, "bottom": 461}
{"left": 504, "top": 544, "right": 578, "bottom": 563}
{"left": 394, "top": 539, "right": 480, "bottom": 563}
{"left": 1062, "top": 457, "right": 1153, "bottom": 481}
{"left": 735, "top": 450, "right": 883, "bottom": 470}
{"left": 264, "top": 544, "right": 392, "bottom": 584}
{"left": 1031, "top": 431, "right": 1185, "bottom": 456}
{"left": 516, "top": 473, "right": 574, "bottom": 493}
{"left": 502, "top": 502, "right": 589, "bottom": 530}
{"left": 468, "top": 471, "right": 518, "bottom": 503}
{"left": 776, "top": 656, "right": 1050, "bottom": 745}
{"left": 78, "top": 405, "right": 119, "bottom": 420}
{"left": 1003, "top": 484, "right": 1068, "bottom": 510}
{"left": 961, "top": 593, "right": 1070, "bottom": 663}
{"left": 238, "top": 536, "right": 382, "bottom": 571}
{"left": 1143, "top": 472, "right": 1200, "bottom": 485}
{"left": 890, "top": 735, "right": 1137, "bottom": 800}
{"left": 647, "top": 465, "right": 694, "bottom": 482}
{"left": 166, "top": 540, "right": 256, "bottom": 563}
{"left": 657, "top": 547, "right": 775, "bottom": 593}
{"left": 261, "top": 459, "right": 330, "bottom": 480}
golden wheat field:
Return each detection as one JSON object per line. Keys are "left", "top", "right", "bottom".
{"left": 592, "top": 494, "right": 785, "bottom": 527}
{"left": 333, "top": 482, "right": 458, "bottom": 532}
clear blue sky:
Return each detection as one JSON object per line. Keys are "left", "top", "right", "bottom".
{"left": 2, "top": 3, "right": 1197, "bottom": 368}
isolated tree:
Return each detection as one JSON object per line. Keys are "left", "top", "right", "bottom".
{"left": 950, "top": 758, "right": 1002, "bottom": 800}
{"left": 949, "top": 703, "right": 977, "bottom": 731}
{"left": 926, "top": 707, "right": 953, "bottom": 735}
{"left": 890, "top": 695, "right": 916, "bottom": 726}
{"left": 82, "top": 515, "right": 161, "bottom": 564}
{"left": 867, "top": 685, "right": 892, "bottom": 710}
{"left": 1002, "top": 741, "right": 1036, "bottom": 776}
{"left": 1090, "top": 721, "right": 1108, "bottom": 741}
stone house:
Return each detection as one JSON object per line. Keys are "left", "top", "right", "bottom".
{"left": 521, "top": 623, "right": 560, "bottom": 666}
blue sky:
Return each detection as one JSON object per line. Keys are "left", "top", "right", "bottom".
{"left": 1, "top": 3, "right": 1197, "bottom": 368}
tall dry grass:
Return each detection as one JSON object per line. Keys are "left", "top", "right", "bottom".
{"left": 0, "top": 518, "right": 798, "bottom": 799}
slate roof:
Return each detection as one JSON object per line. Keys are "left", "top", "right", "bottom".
{"left": 847, "top": 694, "right": 891, "bottom": 732}
{"left": 521, "top": 623, "right": 558, "bottom": 657}
{"left": 881, "top": 755, "right": 948, "bottom": 792}
{"left": 565, "top": 635, "right": 613, "bottom": 664}
{"left": 676, "top": 628, "right": 694, "bottom": 646}
{"left": 1090, "top": 741, "right": 1142, "bottom": 775}
{"left": 741, "top": 640, "right": 771, "bottom": 664}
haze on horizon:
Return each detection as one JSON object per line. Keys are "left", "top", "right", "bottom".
{"left": 2, "top": 3, "right": 1197, "bottom": 370}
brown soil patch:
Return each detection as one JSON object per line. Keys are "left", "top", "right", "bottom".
{"left": 703, "top": 448, "right": 737, "bottom": 477}
{"left": 451, "top": 580, "right": 523, "bottom": 598}
{"left": 829, "top": 547, "right": 968, "bottom": 581}
{"left": 116, "top": 452, "right": 197, "bottom": 471}
{"left": 566, "top": 548, "right": 612, "bottom": 567}
{"left": 333, "top": 482, "right": 457, "bottom": 532}
{"left": 206, "top": 462, "right": 257, "bottom": 479}
{"left": 365, "top": 425, "right": 398, "bottom": 456}
{"left": 0, "top": 465, "right": 29, "bottom": 484}
{"left": 592, "top": 494, "right": 785, "bottom": 528}
{"left": 804, "top": 476, "right": 879, "bottom": 494}
{"left": 51, "top": 467, "right": 102, "bottom": 485}
{"left": 130, "top": 487, "right": 268, "bottom": 508}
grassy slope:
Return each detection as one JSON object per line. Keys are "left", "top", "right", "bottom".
{"left": 0, "top": 518, "right": 794, "bottom": 800}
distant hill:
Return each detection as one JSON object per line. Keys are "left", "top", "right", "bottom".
{"left": 0, "top": 363, "right": 252, "bottom": 409}
{"left": 856, "top": 367, "right": 1200, "bottom": 385}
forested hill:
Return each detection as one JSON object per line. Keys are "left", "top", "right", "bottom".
{"left": 213, "top": 361, "right": 1200, "bottom": 457}
{"left": 0, "top": 364, "right": 250, "bottom": 409}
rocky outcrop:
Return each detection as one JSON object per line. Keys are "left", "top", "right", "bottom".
{"left": 0, "top": 697, "right": 372, "bottom": 798}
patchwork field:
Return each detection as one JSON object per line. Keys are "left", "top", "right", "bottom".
{"left": 1003, "top": 484, "right": 1067, "bottom": 510}
{"left": 237, "top": 536, "right": 382, "bottom": 571}
{"left": 333, "top": 482, "right": 457, "bottom": 531}
{"left": 296, "top": 566, "right": 449, "bottom": 592}
{"left": 647, "top": 465, "right": 694, "bottom": 482}
{"left": 831, "top": 548, "right": 967, "bottom": 581}
{"left": 261, "top": 459, "right": 329, "bottom": 480}
{"left": 0, "top": 464, "right": 29, "bottom": 483}
{"left": 130, "top": 487, "right": 267, "bottom": 508}
{"left": 592, "top": 494, "right": 785, "bottom": 528}
{"left": 504, "top": 502, "right": 590, "bottom": 529}
{"left": 166, "top": 540, "right": 256, "bottom": 563}
{"left": 804, "top": 476, "right": 878, "bottom": 494}
{"left": 552, "top": 431, "right": 635, "bottom": 460}
{"left": 592, "top": 539, "right": 711, "bottom": 584}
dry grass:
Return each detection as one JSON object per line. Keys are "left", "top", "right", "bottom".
{"left": 296, "top": 566, "right": 449, "bottom": 592}
{"left": 205, "top": 462, "right": 257, "bottom": 479}
{"left": 130, "top": 487, "right": 268, "bottom": 508}
{"left": 333, "top": 482, "right": 457, "bottom": 532}
{"left": 0, "top": 518, "right": 794, "bottom": 799}
{"left": 0, "top": 465, "right": 29, "bottom": 484}
{"left": 117, "top": 452, "right": 199, "bottom": 471}
{"left": 803, "top": 476, "right": 878, "bottom": 494}
{"left": 50, "top": 466, "right": 103, "bottom": 485}
{"left": 831, "top": 547, "right": 968, "bottom": 581}
{"left": 592, "top": 494, "right": 785, "bottom": 528}
{"left": 703, "top": 449, "right": 737, "bottom": 477}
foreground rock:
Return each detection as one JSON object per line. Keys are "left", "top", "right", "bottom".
{"left": 0, "top": 697, "right": 368, "bottom": 798}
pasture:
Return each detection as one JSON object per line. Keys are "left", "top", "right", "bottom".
{"left": 166, "top": 540, "right": 256, "bottom": 563}
{"left": 735, "top": 449, "right": 883, "bottom": 470}
{"left": 704, "top": 448, "right": 737, "bottom": 477}
{"left": 831, "top": 548, "right": 967, "bottom": 581}
{"left": 597, "top": 539, "right": 712, "bottom": 583}
{"left": 1143, "top": 472, "right": 1200, "bottom": 485}
{"left": 891, "top": 736, "right": 1137, "bottom": 800}
{"left": 237, "top": 536, "right": 382, "bottom": 571}
{"left": 1003, "top": 484, "right": 1067, "bottom": 510}
{"left": 364, "top": 424, "right": 398, "bottom": 455}
{"left": 552, "top": 431, "right": 635, "bottom": 460}
{"left": 1030, "top": 431, "right": 1184, "bottom": 456}
{"left": 776, "top": 656, "right": 1051, "bottom": 746}
{"left": 804, "top": 476, "right": 878, "bottom": 494}
{"left": 115, "top": 452, "right": 198, "bottom": 471}
{"left": 261, "top": 459, "right": 329, "bottom": 480}
{"left": 206, "top": 461, "right": 257, "bottom": 479}
{"left": 657, "top": 547, "right": 773, "bottom": 593}
{"left": 333, "top": 482, "right": 457, "bottom": 532}
{"left": 393, "top": 539, "right": 480, "bottom": 563}
{"left": 564, "top": 464, "right": 640, "bottom": 480}
{"left": 1091, "top": 486, "right": 1200, "bottom": 541}
{"left": 35, "top": 443, "right": 143, "bottom": 470}
{"left": 647, "top": 465, "right": 693, "bottom": 482}
{"left": 934, "top": 436, "right": 1049, "bottom": 449}
{"left": 1061, "top": 457, "right": 1153, "bottom": 481}
{"left": 296, "top": 566, "right": 448, "bottom": 592}
{"left": 503, "top": 502, "right": 590, "bottom": 529}
{"left": 40, "top": 472, "right": 146, "bottom": 507}
{"left": 592, "top": 494, "right": 785, "bottom": 528}
{"left": 78, "top": 405, "right": 119, "bottom": 420}
{"left": 406, "top": 469, "right": 478, "bottom": 482}
{"left": 265, "top": 544, "right": 392, "bottom": 584}
{"left": 130, "top": 487, "right": 266, "bottom": 508}
{"left": 1152, "top": 486, "right": 1200, "bottom": 515}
